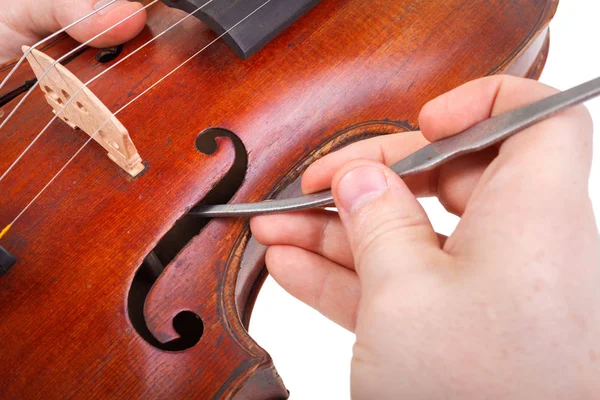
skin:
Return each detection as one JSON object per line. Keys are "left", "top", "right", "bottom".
{"left": 251, "top": 76, "right": 600, "bottom": 398}
{"left": 1, "top": 4, "right": 598, "bottom": 398}
{"left": 0, "top": 0, "right": 146, "bottom": 63}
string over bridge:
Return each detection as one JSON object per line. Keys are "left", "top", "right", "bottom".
{"left": 22, "top": 46, "right": 145, "bottom": 177}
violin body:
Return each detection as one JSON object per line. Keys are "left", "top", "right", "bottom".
{"left": 0, "top": 0, "right": 557, "bottom": 398}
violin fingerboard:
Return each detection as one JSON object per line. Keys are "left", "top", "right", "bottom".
{"left": 160, "top": 0, "right": 322, "bottom": 59}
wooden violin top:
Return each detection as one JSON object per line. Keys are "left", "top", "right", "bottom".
{"left": 0, "top": 0, "right": 557, "bottom": 398}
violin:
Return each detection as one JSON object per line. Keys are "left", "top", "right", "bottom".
{"left": 0, "top": 0, "right": 558, "bottom": 398}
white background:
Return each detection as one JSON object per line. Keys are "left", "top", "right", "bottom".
{"left": 249, "top": 1, "right": 600, "bottom": 398}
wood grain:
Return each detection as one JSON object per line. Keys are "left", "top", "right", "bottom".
{"left": 0, "top": 0, "right": 558, "bottom": 398}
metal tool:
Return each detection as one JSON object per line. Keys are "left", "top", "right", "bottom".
{"left": 192, "top": 76, "right": 600, "bottom": 218}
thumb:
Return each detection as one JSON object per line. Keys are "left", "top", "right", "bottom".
{"left": 332, "top": 160, "right": 442, "bottom": 288}
{"left": 1, "top": 0, "right": 146, "bottom": 61}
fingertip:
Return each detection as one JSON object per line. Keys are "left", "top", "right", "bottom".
{"left": 264, "top": 245, "right": 298, "bottom": 284}
{"left": 331, "top": 159, "right": 404, "bottom": 194}
{"left": 65, "top": 1, "right": 147, "bottom": 49}
{"left": 301, "top": 140, "right": 388, "bottom": 195}
{"left": 331, "top": 160, "right": 390, "bottom": 214}
{"left": 418, "top": 76, "right": 504, "bottom": 141}
{"left": 264, "top": 246, "right": 293, "bottom": 290}
{"left": 94, "top": 1, "right": 147, "bottom": 47}
{"left": 301, "top": 133, "right": 431, "bottom": 195}
{"left": 264, "top": 245, "right": 282, "bottom": 272}
{"left": 301, "top": 158, "right": 334, "bottom": 194}
{"left": 249, "top": 215, "right": 275, "bottom": 245}
{"left": 418, "top": 94, "right": 445, "bottom": 137}
{"left": 251, "top": 213, "right": 308, "bottom": 246}
{"left": 331, "top": 158, "right": 440, "bottom": 282}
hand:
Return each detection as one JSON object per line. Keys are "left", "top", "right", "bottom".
{"left": 0, "top": 0, "right": 146, "bottom": 63}
{"left": 251, "top": 75, "right": 600, "bottom": 398}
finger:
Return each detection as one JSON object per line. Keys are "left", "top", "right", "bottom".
{"left": 266, "top": 245, "right": 360, "bottom": 331}
{"left": 251, "top": 210, "right": 354, "bottom": 269}
{"left": 301, "top": 129, "right": 497, "bottom": 216}
{"left": 331, "top": 159, "right": 447, "bottom": 291}
{"left": 420, "top": 75, "right": 593, "bottom": 194}
{"left": 301, "top": 131, "right": 431, "bottom": 194}
{"left": 302, "top": 78, "right": 515, "bottom": 194}
{"left": 60, "top": 0, "right": 147, "bottom": 49}
{"left": 304, "top": 75, "right": 590, "bottom": 219}
{"left": 419, "top": 75, "right": 591, "bottom": 148}
{"left": 418, "top": 75, "right": 592, "bottom": 217}
{"left": 302, "top": 76, "right": 530, "bottom": 196}
{"left": 251, "top": 211, "right": 450, "bottom": 267}
{"left": 2, "top": 0, "right": 146, "bottom": 60}
{"left": 418, "top": 76, "right": 506, "bottom": 141}
{"left": 436, "top": 76, "right": 594, "bottom": 257}
{"left": 418, "top": 74, "right": 564, "bottom": 141}
{"left": 436, "top": 147, "right": 497, "bottom": 215}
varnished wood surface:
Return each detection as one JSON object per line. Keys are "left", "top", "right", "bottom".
{"left": 0, "top": 0, "right": 557, "bottom": 398}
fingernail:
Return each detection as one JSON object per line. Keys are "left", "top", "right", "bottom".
{"left": 336, "top": 166, "right": 388, "bottom": 212}
{"left": 94, "top": 0, "right": 116, "bottom": 15}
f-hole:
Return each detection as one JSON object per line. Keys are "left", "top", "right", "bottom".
{"left": 127, "top": 128, "right": 248, "bottom": 351}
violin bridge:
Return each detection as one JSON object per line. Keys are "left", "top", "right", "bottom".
{"left": 22, "top": 46, "right": 145, "bottom": 177}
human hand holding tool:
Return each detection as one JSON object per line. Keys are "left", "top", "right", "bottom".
{"left": 251, "top": 75, "right": 600, "bottom": 398}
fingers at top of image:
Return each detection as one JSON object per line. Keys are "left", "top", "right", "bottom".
{"left": 0, "top": 0, "right": 146, "bottom": 61}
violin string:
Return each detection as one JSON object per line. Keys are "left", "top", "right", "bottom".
{"left": 0, "top": 0, "right": 119, "bottom": 92}
{"left": 0, "top": 0, "right": 160, "bottom": 132}
{"left": 5, "top": 0, "right": 272, "bottom": 231}
{"left": 0, "top": 0, "right": 216, "bottom": 182}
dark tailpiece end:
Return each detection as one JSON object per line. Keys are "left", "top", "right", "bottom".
{"left": 0, "top": 246, "right": 16, "bottom": 276}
